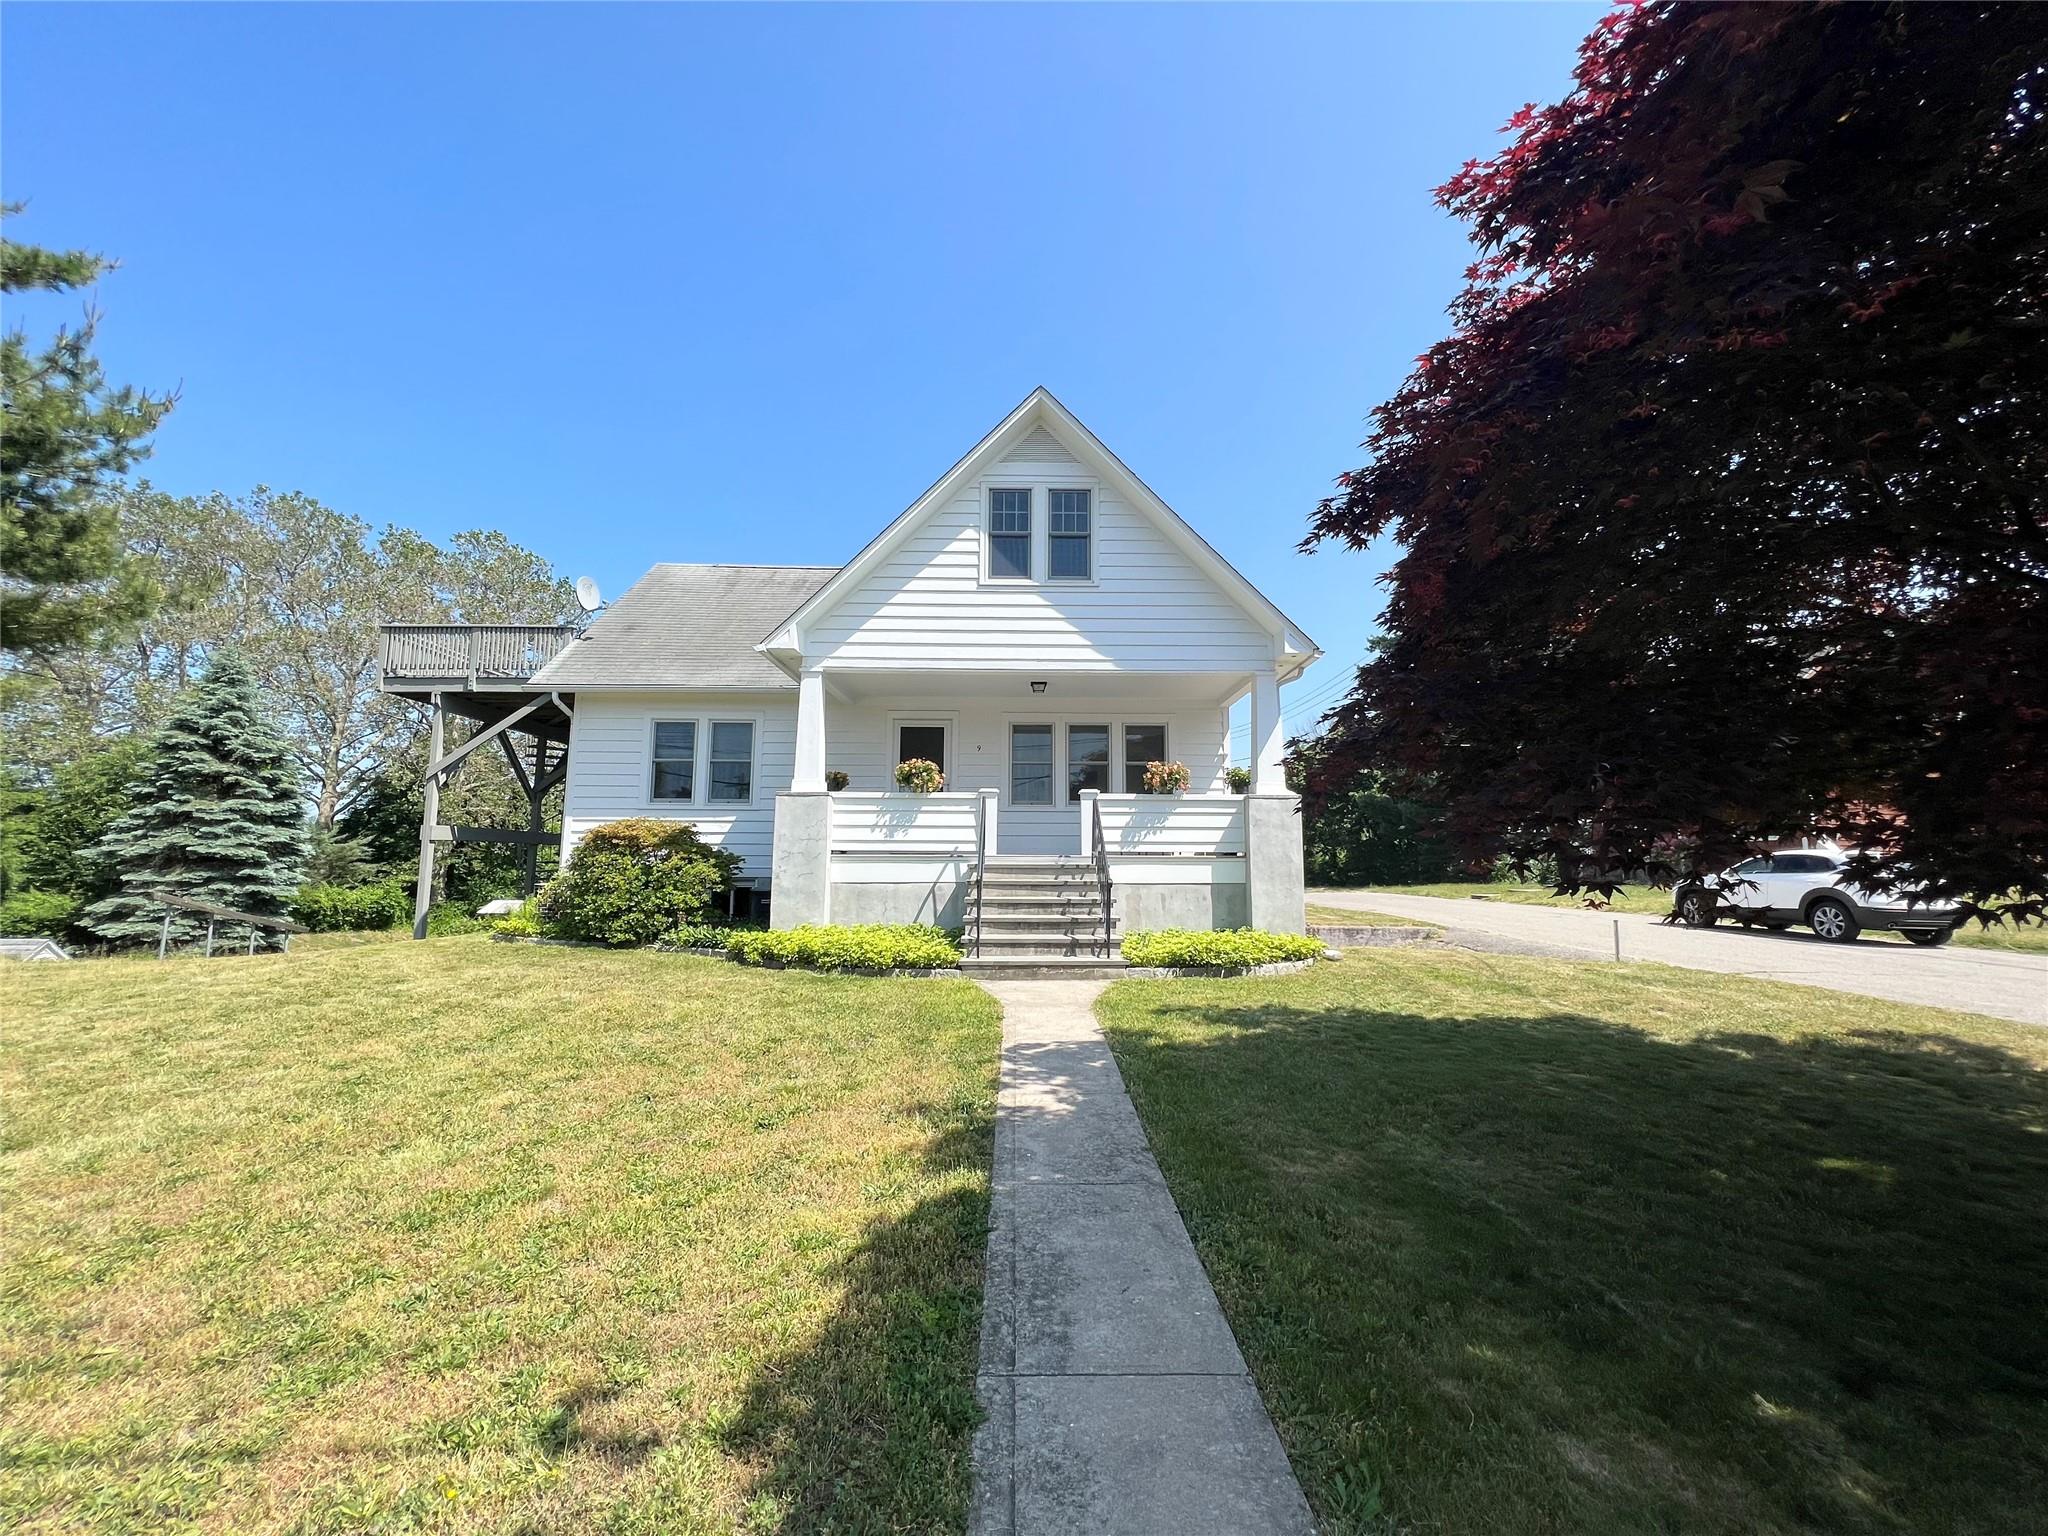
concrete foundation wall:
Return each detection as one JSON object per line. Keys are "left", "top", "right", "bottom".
{"left": 1114, "top": 882, "right": 1249, "bottom": 931}
{"left": 769, "top": 792, "right": 832, "bottom": 929}
{"left": 829, "top": 880, "right": 968, "bottom": 928}
{"left": 1244, "top": 793, "right": 1307, "bottom": 934}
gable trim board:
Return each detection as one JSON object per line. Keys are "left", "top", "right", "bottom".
{"left": 757, "top": 388, "right": 1319, "bottom": 680}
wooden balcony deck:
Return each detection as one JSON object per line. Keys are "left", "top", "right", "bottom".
{"left": 378, "top": 624, "right": 579, "bottom": 692}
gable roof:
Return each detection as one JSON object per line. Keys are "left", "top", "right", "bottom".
{"left": 758, "top": 387, "right": 1320, "bottom": 679}
{"left": 530, "top": 564, "right": 837, "bottom": 690}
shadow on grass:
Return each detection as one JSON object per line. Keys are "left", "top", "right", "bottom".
{"left": 715, "top": 1096, "right": 995, "bottom": 1535}
{"left": 1102, "top": 998, "right": 2048, "bottom": 1535}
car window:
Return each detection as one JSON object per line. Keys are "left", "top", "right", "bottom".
{"left": 1777, "top": 853, "right": 1836, "bottom": 874}
{"left": 1731, "top": 857, "right": 1772, "bottom": 876}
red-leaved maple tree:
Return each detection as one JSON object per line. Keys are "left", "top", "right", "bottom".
{"left": 1305, "top": 1, "right": 2046, "bottom": 920}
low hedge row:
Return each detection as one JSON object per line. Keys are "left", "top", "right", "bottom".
{"left": 291, "top": 881, "right": 411, "bottom": 933}
{"left": 725, "top": 923, "right": 961, "bottom": 972}
{"left": 1119, "top": 928, "right": 1325, "bottom": 968}
{"left": 0, "top": 890, "right": 80, "bottom": 940}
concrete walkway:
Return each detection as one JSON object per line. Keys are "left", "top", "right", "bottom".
{"left": 970, "top": 979, "right": 1313, "bottom": 1536}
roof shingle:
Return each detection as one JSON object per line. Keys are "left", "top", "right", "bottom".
{"left": 529, "top": 563, "right": 836, "bottom": 690}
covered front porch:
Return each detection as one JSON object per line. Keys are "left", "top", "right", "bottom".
{"left": 768, "top": 665, "right": 1305, "bottom": 939}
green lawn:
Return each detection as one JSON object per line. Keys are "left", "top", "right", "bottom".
{"left": 1, "top": 940, "right": 1001, "bottom": 1535}
{"left": 1356, "top": 881, "right": 2048, "bottom": 951}
{"left": 1099, "top": 950, "right": 2048, "bottom": 1535}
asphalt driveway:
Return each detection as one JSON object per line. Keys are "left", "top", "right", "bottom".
{"left": 1311, "top": 889, "right": 2048, "bottom": 1027}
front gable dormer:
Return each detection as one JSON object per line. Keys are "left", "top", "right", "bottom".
{"left": 758, "top": 388, "right": 1318, "bottom": 681}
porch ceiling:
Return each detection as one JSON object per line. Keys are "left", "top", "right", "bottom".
{"left": 820, "top": 667, "right": 1248, "bottom": 706}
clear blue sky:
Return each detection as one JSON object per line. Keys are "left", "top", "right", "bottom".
{"left": 3, "top": 1, "right": 1596, "bottom": 750}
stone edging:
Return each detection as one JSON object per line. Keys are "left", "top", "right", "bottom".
{"left": 1307, "top": 923, "right": 1439, "bottom": 947}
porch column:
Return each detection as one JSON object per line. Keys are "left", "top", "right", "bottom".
{"left": 774, "top": 664, "right": 833, "bottom": 928}
{"left": 1246, "top": 668, "right": 1305, "bottom": 933}
{"left": 792, "top": 666, "right": 827, "bottom": 792}
{"left": 1251, "top": 668, "right": 1287, "bottom": 793}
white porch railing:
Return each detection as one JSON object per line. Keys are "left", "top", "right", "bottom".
{"left": 1096, "top": 793, "right": 1246, "bottom": 856}
{"left": 830, "top": 792, "right": 983, "bottom": 855}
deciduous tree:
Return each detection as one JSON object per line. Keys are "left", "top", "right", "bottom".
{"left": 1306, "top": 3, "right": 2046, "bottom": 919}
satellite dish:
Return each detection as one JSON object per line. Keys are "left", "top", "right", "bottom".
{"left": 574, "top": 576, "right": 603, "bottom": 613}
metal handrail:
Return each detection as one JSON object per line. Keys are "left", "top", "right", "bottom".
{"left": 1090, "top": 797, "right": 1113, "bottom": 959}
{"left": 971, "top": 799, "right": 988, "bottom": 959}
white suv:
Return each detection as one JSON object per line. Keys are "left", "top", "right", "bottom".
{"left": 1672, "top": 849, "right": 1961, "bottom": 946}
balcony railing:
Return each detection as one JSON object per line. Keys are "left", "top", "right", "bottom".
{"left": 378, "top": 624, "right": 578, "bottom": 684}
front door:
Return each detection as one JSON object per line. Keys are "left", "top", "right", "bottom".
{"left": 895, "top": 720, "right": 949, "bottom": 783}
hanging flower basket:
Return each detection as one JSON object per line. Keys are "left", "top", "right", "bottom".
{"left": 894, "top": 758, "right": 945, "bottom": 794}
{"left": 1141, "top": 760, "right": 1191, "bottom": 795}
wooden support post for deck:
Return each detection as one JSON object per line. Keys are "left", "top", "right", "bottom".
{"left": 413, "top": 694, "right": 443, "bottom": 939}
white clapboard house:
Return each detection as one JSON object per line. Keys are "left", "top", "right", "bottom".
{"left": 378, "top": 389, "right": 1320, "bottom": 968}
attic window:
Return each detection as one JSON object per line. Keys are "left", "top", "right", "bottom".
{"left": 987, "top": 489, "right": 1032, "bottom": 581}
{"left": 1048, "top": 489, "right": 1092, "bottom": 581}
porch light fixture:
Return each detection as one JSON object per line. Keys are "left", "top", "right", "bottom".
{"left": 1030, "top": 680, "right": 1048, "bottom": 694}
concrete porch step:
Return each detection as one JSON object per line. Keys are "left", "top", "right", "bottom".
{"left": 977, "top": 916, "right": 1118, "bottom": 935}
{"left": 961, "top": 955, "right": 1129, "bottom": 979}
{"left": 972, "top": 936, "right": 1119, "bottom": 956}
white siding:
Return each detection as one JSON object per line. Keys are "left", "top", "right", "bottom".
{"left": 803, "top": 441, "right": 1277, "bottom": 674}
{"left": 560, "top": 691, "right": 794, "bottom": 878}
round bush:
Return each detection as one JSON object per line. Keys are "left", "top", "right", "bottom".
{"left": 536, "top": 818, "right": 741, "bottom": 947}
{"left": 1119, "top": 928, "right": 1324, "bottom": 968}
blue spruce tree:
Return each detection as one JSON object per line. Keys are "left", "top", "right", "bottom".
{"left": 83, "top": 651, "right": 307, "bottom": 949}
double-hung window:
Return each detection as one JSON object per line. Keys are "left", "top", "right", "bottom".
{"left": 707, "top": 721, "right": 755, "bottom": 803}
{"left": 1122, "top": 724, "right": 1167, "bottom": 793}
{"left": 988, "top": 488, "right": 1032, "bottom": 581}
{"left": 1048, "top": 489, "right": 1092, "bottom": 581}
{"left": 650, "top": 721, "right": 696, "bottom": 801}
{"left": 1010, "top": 724, "right": 1054, "bottom": 805}
{"left": 1067, "top": 724, "right": 1110, "bottom": 798}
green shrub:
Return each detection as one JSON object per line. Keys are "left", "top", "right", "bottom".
{"left": 292, "top": 880, "right": 411, "bottom": 933}
{"left": 425, "top": 902, "right": 486, "bottom": 937}
{"left": 1224, "top": 766, "right": 1252, "bottom": 794}
{"left": 490, "top": 900, "right": 542, "bottom": 937}
{"left": 536, "top": 818, "right": 741, "bottom": 947}
{"left": 1119, "top": 928, "right": 1324, "bottom": 968}
{"left": 666, "top": 921, "right": 764, "bottom": 951}
{"left": 725, "top": 923, "right": 960, "bottom": 972}
{"left": 0, "top": 889, "right": 80, "bottom": 940}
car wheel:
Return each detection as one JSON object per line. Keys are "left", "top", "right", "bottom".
{"left": 1806, "top": 897, "right": 1860, "bottom": 943}
{"left": 1902, "top": 927, "right": 1953, "bottom": 948}
{"left": 1676, "top": 889, "right": 1718, "bottom": 928}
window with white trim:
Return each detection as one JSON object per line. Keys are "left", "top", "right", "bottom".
{"left": 1122, "top": 724, "right": 1167, "bottom": 793}
{"left": 1048, "top": 488, "right": 1092, "bottom": 581}
{"left": 1068, "top": 724, "right": 1110, "bottom": 798}
{"left": 706, "top": 721, "right": 755, "bottom": 803}
{"left": 1011, "top": 723, "right": 1054, "bottom": 805}
{"left": 987, "top": 488, "right": 1032, "bottom": 580}
{"left": 650, "top": 721, "right": 696, "bottom": 801}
